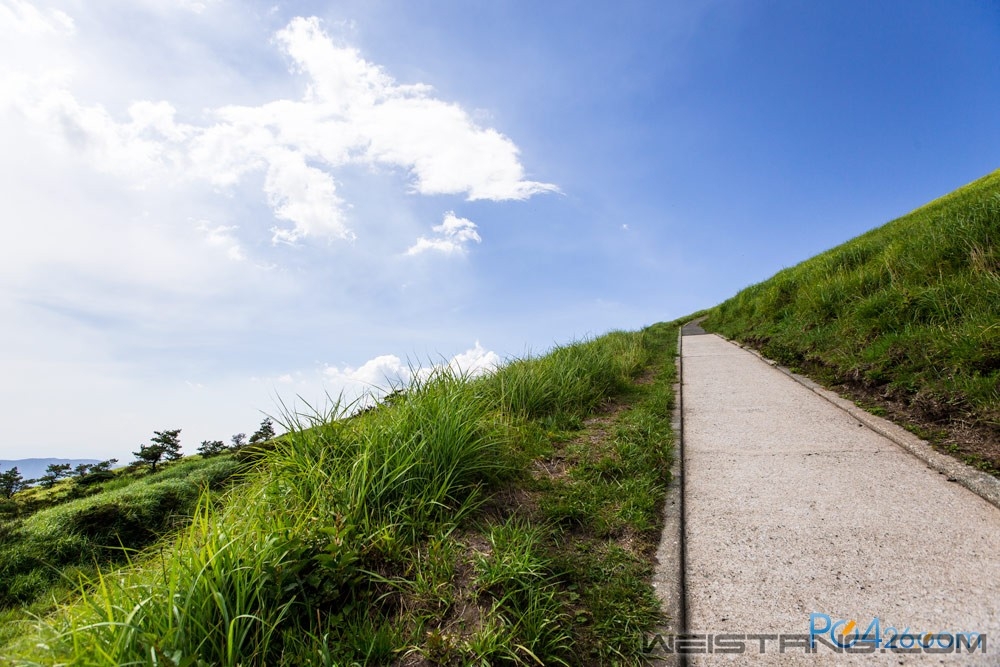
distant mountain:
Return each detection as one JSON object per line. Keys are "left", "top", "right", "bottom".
{"left": 0, "top": 458, "right": 101, "bottom": 481}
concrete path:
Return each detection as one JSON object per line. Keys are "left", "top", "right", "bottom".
{"left": 681, "top": 333, "right": 1000, "bottom": 664}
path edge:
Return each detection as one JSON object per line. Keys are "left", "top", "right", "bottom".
{"left": 724, "top": 336, "right": 1000, "bottom": 512}
{"left": 649, "top": 326, "right": 688, "bottom": 666}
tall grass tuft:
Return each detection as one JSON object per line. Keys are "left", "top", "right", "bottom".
{"left": 485, "top": 332, "right": 648, "bottom": 424}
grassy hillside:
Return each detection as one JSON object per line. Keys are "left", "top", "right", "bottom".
{"left": 2, "top": 324, "right": 679, "bottom": 666}
{"left": 0, "top": 455, "right": 246, "bottom": 647}
{"left": 706, "top": 169, "right": 1000, "bottom": 473}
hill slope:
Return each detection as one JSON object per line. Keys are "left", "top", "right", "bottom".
{"left": 3, "top": 325, "right": 679, "bottom": 666}
{"left": 706, "top": 169, "right": 1000, "bottom": 473}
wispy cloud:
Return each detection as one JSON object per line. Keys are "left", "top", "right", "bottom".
{"left": 196, "top": 220, "right": 245, "bottom": 261}
{"left": 0, "top": 0, "right": 74, "bottom": 36}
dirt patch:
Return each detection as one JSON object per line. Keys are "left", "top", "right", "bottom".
{"left": 390, "top": 533, "right": 495, "bottom": 667}
{"left": 634, "top": 367, "right": 658, "bottom": 386}
{"left": 439, "top": 532, "right": 491, "bottom": 637}
{"left": 619, "top": 525, "right": 661, "bottom": 562}
{"left": 477, "top": 483, "right": 539, "bottom": 523}
{"left": 529, "top": 400, "right": 629, "bottom": 484}
{"left": 589, "top": 396, "right": 632, "bottom": 419}
{"left": 531, "top": 456, "right": 569, "bottom": 481}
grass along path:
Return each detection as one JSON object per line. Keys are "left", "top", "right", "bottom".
{"left": 2, "top": 323, "right": 678, "bottom": 666}
{"left": 706, "top": 169, "right": 1000, "bottom": 475}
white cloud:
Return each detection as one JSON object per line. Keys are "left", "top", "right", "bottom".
{"left": 128, "top": 100, "right": 191, "bottom": 143}
{"left": 8, "top": 87, "right": 191, "bottom": 187}
{"left": 323, "top": 354, "right": 411, "bottom": 389}
{"left": 406, "top": 211, "right": 482, "bottom": 256}
{"left": 3, "top": 12, "right": 555, "bottom": 247}
{"left": 226, "top": 342, "right": 501, "bottom": 438}
{"left": 446, "top": 341, "right": 500, "bottom": 376}
{"left": 263, "top": 147, "right": 351, "bottom": 244}
{"left": 360, "top": 96, "right": 556, "bottom": 200}
{"left": 124, "top": 0, "right": 221, "bottom": 17}
{"left": 177, "top": 0, "right": 214, "bottom": 13}
{"left": 411, "top": 341, "right": 499, "bottom": 383}
{"left": 317, "top": 342, "right": 498, "bottom": 403}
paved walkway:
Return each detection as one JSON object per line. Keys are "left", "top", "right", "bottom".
{"left": 682, "top": 333, "right": 1000, "bottom": 664}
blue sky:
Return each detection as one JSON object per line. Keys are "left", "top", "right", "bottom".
{"left": 2, "top": 0, "right": 998, "bottom": 460}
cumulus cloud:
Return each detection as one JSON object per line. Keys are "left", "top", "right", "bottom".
{"left": 445, "top": 341, "right": 500, "bottom": 375}
{"left": 263, "top": 148, "right": 351, "bottom": 244}
{"left": 323, "top": 354, "right": 411, "bottom": 389}
{"left": 406, "top": 211, "right": 482, "bottom": 256}
{"left": 410, "top": 341, "right": 500, "bottom": 384}
{"left": 4, "top": 12, "right": 555, "bottom": 247}
{"left": 318, "top": 342, "right": 499, "bottom": 407}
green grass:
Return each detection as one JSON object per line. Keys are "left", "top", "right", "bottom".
{"left": 2, "top": 324, "right": 679, "bottom": 666}
{"left": 540, "top": 322, "right": 677, "bottom": 663}
{"left": 706, "top": 168, "right": 1000, "bottom": 471}
{"left": 0, "top": 455, "right": 245, "bottom": 643}
{"left": 1, "top": 455, "right": 249, "bottom": 524}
